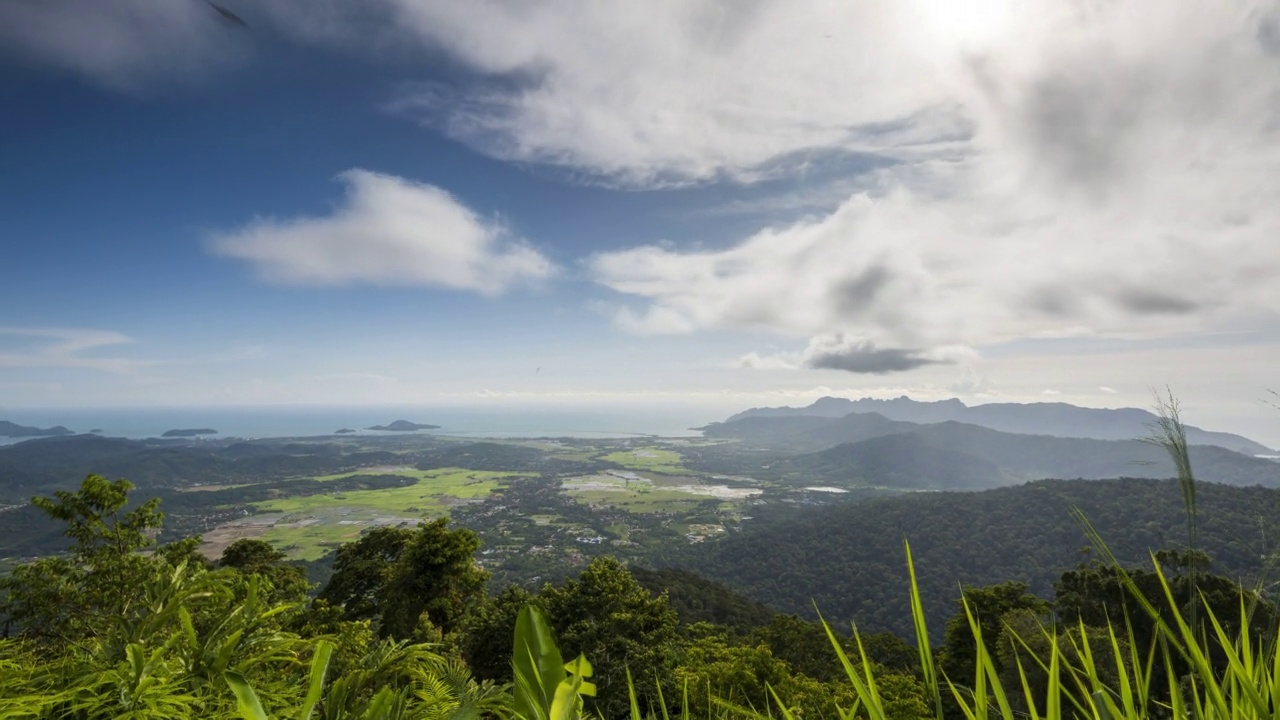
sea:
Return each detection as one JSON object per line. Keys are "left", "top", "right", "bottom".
{"left": 0, "top": 405, "right": 721, "bottom": 446}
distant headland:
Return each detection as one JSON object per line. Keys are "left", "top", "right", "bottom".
{"left": 161, "top": 428, "right": 218, "bottom": 438}
{"left": 334, "top": 428, "right": 356, "bottom": 434}
{"left": 0, "top": 421, "right": 73, "bottom": 438}
{"left": 366, "top": 420, "right": 440, "bottom": 432}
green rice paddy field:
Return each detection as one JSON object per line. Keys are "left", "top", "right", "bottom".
{"left": 597, "top": 447, "right": 689, "bottom": 474}
{"left": 219, "top": 446, "right": 754, "bottom": 561}
{"left": 252, "top": 468, "right": 519, "bottom": 560}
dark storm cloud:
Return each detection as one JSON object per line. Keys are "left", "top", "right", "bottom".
{"left": 1114, "top": 289, "right": 1200, "bottom": 315}
{"left": 804, "top": 340, "right": 945, "bottom": 374}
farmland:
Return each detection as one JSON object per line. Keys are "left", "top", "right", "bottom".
{"left": 173, "top": 436, "right": 853, "bottom": 576}
{"left": 245, "top": 468, "right": 519, "bottom": 560}
{"left": 0, "top": 430, "right": 865, "bottom": 584}
{"left": 597, "top": 447, "right": 689, "bottom": 474}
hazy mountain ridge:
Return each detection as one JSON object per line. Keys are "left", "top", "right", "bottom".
{"left": 780, "top": 432, "right": 1012, "bottom": 490}
{"left": 706, "top": 414, "right": 1280, "bottom": 489}
{"left": 723, "top": 396, "right": 1272, "bottom": 453}
{"left": 701, "top": 412, "right": 919, "bottom": 451}
{"left": 783, "top": 422, "right": 1274, "bottom": 484}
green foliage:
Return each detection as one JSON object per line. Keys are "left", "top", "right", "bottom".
{"left": 222, "top": 539, "right": 289, "bottom": 572}
{"left": 383, "top": 519, "right": 488, "bottom": 639}
{"left": 0, "top": 475, "right": 503, "bottom": 720}
{"left": 630, "top": 567, "right": 776, "bottom": 634}
{"left": 995, "top": 611, "right": 1130, "bottom": 717}
{"left": 0, "top": 561, "right": 310, "bottom": 718}
{"left": 674, "top": 632, "right": 854, "bottom": 719}
{"left": 512, "top": 604, "right": 595, "bottom": 720}
{"left": 461, "top": 586, "right": 536, "bottom": 682}
{"left": 464, "top": 558, "right": 684, "bottom": 717}
{"left": 223, "top": 635, "right": 511, "bottom": 720}
{"left": 319, "top": 526, "right": 411, "bottom": 623}
{"left": 683, "top": 477, "right": 1280, "bottom": 639}
{"left": 939, "top": 582, "right": 1051, "bottom": 687}
{"left": 318, "top": 520, "right": 488, "bottom": 639}
{"left": 2, "top": 475, "right": 166, "bottom": 642}
{"left": 221, "top": 539, "right": 312, "bottom": 605}
{"left": 536, "top": 557, "right": 682, "bottom": 718}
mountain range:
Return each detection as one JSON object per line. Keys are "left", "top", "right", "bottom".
{"left": 702, "top": 410, "right": 1280, "bottom": 489}
{"left": 721, "top": 396, "right": 1273, "bottom": 454}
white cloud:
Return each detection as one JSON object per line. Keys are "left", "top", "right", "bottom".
{"left": 0, "top": 327, "right": 150, "bottom": 373}
{"left": 1099, "top": 386, "right": 1119, "bottom": 395}
{"left": 381, "top": 0, "right": 966, "bottom": 186}
{"left": 731, "top": 351, "right": 800, "bottom": 371}
{"left": 948, "top": 367, "right": 997, "bottom": 396}
{"left": 585, "top": 0, "right": 1280, "bottom": 370}
{"left": 1042, "top": 389, "right": 1061, "bottom": 396}
{"left": 9, "top": 0, "right": 968, "bottom": 184}
{"left": 211, "top": 169, "right": 555, "bottom": 295}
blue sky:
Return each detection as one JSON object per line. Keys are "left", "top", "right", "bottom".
{"left": 2, "top": 0, "right": 1279, "bottom": 446}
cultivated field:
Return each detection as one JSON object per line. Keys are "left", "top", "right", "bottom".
{"left": 205, "top": 468, "right": 522, "bottom": 560}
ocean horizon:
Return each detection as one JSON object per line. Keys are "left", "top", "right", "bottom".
{"left": 0, "top": 405, "right": 721, "bottom": 446}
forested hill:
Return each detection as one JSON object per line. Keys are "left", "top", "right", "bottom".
{"left": 721, "top": 396, "right": 1271, "bottom": 453}
{"left": 630, "top": 566, "right": 777, "bottom": 632}
{"left": 704, "top": 415, "right": 1280, "bottom": 488}
{"left": 672, "top": 477, "right": 1280, "bottom": 640}
{"left": 701, "top": 412, "right": 920, "bottom": 451}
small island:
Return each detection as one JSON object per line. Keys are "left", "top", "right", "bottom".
{"left": 0, "top": 421, "right": 74, "bottom": 438}
{"left": 161, "top": 428, "right": 218, "bottom": 438}
{"left": 366, "top": 420, "right": 440, "bottom": 432}
{"left": 334, "top": 428, "right": 357, "bottom": 434}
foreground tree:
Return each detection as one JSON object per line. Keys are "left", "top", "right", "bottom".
{"left": 462, "top": 557, "right": 682, "bottom": 718}
{"left": 538, "top": 557, "right": 683, "bottom": 718}
{"left": 219, "top": 538, "right": 310, "bottom": 604}
{"left": 1, "top": 475, "right": 166, "bottom": 643}
{"left": 319, "top": 518, "right": 488, "bottom": 638}
{"left": 938, "top": 581, "right": 1051, "bottom": 690}
{"left": 0, "top": 476, "right": 503, "bottom": 719}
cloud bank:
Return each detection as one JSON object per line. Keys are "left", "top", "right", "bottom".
{"left": 210, "top": 170, "right": 555, "bottom": 295}
{"left": 581, "top": 0, "right": 1280, "bottom": 370}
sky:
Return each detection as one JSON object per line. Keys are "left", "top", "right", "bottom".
{"left": 1, "top": 0, "right": 1279, "bottom": 446}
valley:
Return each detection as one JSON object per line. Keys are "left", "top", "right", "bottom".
{"left": 2, "top": 397, "right": 1278, "bottom": 635}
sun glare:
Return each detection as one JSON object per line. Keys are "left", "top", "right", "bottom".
{"left": 912, "top": 0, "right": 1017, "bottom": 49}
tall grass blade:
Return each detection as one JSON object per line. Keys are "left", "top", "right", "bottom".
{"left": 905, "top": 539, "right": 943, "bottom": 719}
{"left": 299, "top": 640, "right": 333, "bottom": 720}
{"left": 820, "top": 614, "right": 885, "bottom": 720}
{"left": 225, "top": 670, "right": 269, "bottom": 720}
{"left": 626, "top": 668, "right": 642, "bottom": 720}
{"left": 1046, "top": 633, "right": 1061, "bottom": 720}
{"left": 960, "top": 595, "right": 1014, "bottom": 720}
